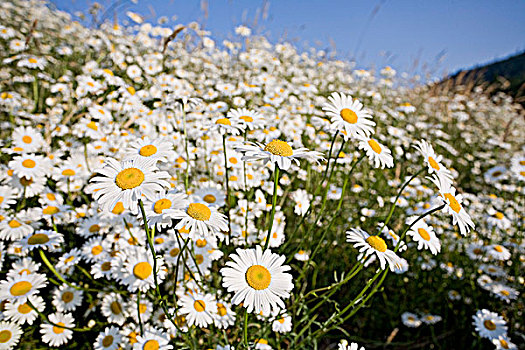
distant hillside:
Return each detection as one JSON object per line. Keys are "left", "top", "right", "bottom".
{"left": 439, "top": 51, "right": 525, "bottom": 106}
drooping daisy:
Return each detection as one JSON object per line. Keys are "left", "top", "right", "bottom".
{"left": 0, "top": 271, "right": 48, "bottom": 303}
{"left": 40, "top": 312, "right": 75, "bottom": 347}
{"left": 429, "top": 175, "right": 475, "bottom": 236}
{"left": 0, "top": 321, "right": 23, "bottom": 349}
{"left": 346, "top": 228, "right": 403, "bottom": 271}
{"left": 235, "top": 140, "right": 324, "bottom": 170}
{"left": 472, "top": 309, "right": 507, "bottom": 339}
{"left": 221, "top": 246, "right": 293, "bottom": 314}
{"left": 178, "top": 292, "right": 218, "bottom": 328}
{"left": 406, "top": 218, "right": 441, "bottom": 255}
{"left": 172, "top": 202, "right": 228, "bottom": 240}
{"left": 357, "top": 136, "right": 394, "bottom": 169}
{"left": 322, "top": 92, "right": 376, "bottom": 139}
{"left": 414, "top": 140, "right": 453, "bottom": 186}
{"left": 87, "top": 157, "right": 170, "bottom": 212}
{"left": 94, "top": 326, "right": 123, "bottom": 350}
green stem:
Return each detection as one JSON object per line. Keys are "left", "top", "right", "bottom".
{"left": 263, "top": 166, "right": 280, "bottom": 251}
{"left": 137, "top": 290, "right": 144, "bottom": 335}
{"left": 28, "top": 299, "right": 93, "bottom": 332}
{"left": 39, "top": 249, "right": 98, "bottom": 292}
{"left": 223, "top": 134, "right": 232, "bottom": 240}
{"left": 243, "top": 309, "right": 249, "bottom": 347}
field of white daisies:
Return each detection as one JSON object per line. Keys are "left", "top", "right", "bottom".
{"left": 0, "top": 1, "right": 524, "bottom": 349}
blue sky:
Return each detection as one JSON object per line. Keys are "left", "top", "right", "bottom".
{"left": 50, "top": 0, "right": 525, "bottom": 77}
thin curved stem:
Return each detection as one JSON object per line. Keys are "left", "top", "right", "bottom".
{"left": 263, "top": 166, "right": 280, "bottom": 251}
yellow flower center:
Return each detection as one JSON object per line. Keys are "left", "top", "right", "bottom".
{"left": 28, "top": 58, "right": 38, "bottom": 64}
{"left": 101, "top": 262, "right": 112, "bottom": 271}
{"left": 494, "top": 245, "right": 503, "bottom": 253}
{"left": 8, "top": 220, "right": 21, "bottom": 228}
{"left": 18, "top": 303, "right": 32, "bottom": 314}
{"left": 139, "top": 145, "right": 157, "bottom": 157}
{"left": 62, "top": 291, "right": 74, "bottom": 303}
{"left": 444, "top": 193, "right": 461, "bottom": 213}
{"left": 195, "top": 239, "right": 207, "bottom": 248}
{"left": 20, "top": 177, "right": 33, "bottom": 186}
{"left": 62, "top": 169, "right": 76, "bottom": 176}
{"left": 53, "top": 322, "right": 66, "bottom": 334}
{"left": 111, "top": 202, "right": 125, "bottom": 214}
{"left": 417, "top": 228, "right": 431, "bottom": 241}
{"left": 217, "top": 302, "right": 227, "bottom": 316}
{"left": 240, "top": 115, "right": 253, "bottom": 122}
{"left": 153, "top": 198, "right": 172, "bottom": 214}
{"left": 365, "top": 236, "right": 387, "bottom": 252}
{"left": 115, "top": 168, "right": 145, "bottom": 190}
{"left": 133, "top": 262, "right": 152, "bottom": 280}
{"left": 495, "top": 212, "right": 504, "bottom": 220}
{"left": 187, "top": 203, "right": 211, "bottom": 221}
{"left": 216, "top": 118, "right": 232, "bottom": 125}
{"left": 193, "top": 300, "right": 206, "bottom": 312}
{"left": 143, "top": 340, "right": 159, "bottom": 350}
{"left": 139, "top": 303, "right": 147, "bottom": 314}
{"left": 368, "top": 139, "right": 382, "bottom": 154}
{"left": 43, "top": 206, "right": 59, "bottom": 215}
{"left": 500, "top": 290, "right": 510, "bottom": 296}
{"left": 91, "top": 245, "right": 103, "bottom": 255}
{"left": 27, "top": 233, "right": 50, "bottom": 245}
{"left": 340, "top": 108, "right": 358, "bottom": 124}
{"left": 500, "top": 339, "right": 509, "bottom": 349}
{"left": 102, "top": 335, "right": 114, "bottom": 347}
{"left": 169, "top": 248, "right": 180, "bottom": 257}
{"left": 428, "top": 156, "right": 440, "bottom": 170}
{"left": 195, "top": 254, "right": 204, "bottom": 265}
{"left": 483, "top": 320, "right": 496, "bottom": 331}
{"left": 86, "top": 121, "right": 98, "bottom": 131}
{"left": 264, "top": 140, "right": 293, "bottom": 156}
{"left": 89, "top": 224, "right": 100, "bottom": 233}
{"left": 22, "top": 135, "right": 32, "bottom": 144}
{"left": 110, "top": 301, "right": 122, "bottom": 315}
{"left": 245, "top": 265, "right": 271, "bottom": 290}
{"left": 10, "top": 281, "right": 32, "bottom": 296}
{"left": 0, "top": 330, "right": 11, "bottom": 343}
{"left": 203, "top": 194, "right": 216, "bottom": 204}
{"left": 22, "top": 159, "right": 36, "bottom": 168}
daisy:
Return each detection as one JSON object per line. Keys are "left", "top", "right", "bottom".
{"left": 406, "top": 218, "right": 441, "bottom": 255}
{"left": 414, "top": 140, "right": 453, "bottom": 186}
{"left": 486, "top": 244, "right": 511, "bottom": 261}
{"left": 8, "top": 154, "right": 49, "bottom": 179}
{"left": 11, "top": 126, "right": 45, "bottom": 153}
{"left": 191, "top": 186, "right": 226, "bottom": 208}
{"left": 142, "top": 190, "right": 188, "bottom": 229}
{"left": 346, "top": 228, "right": 403, "bottom": 271}
{"left": 120, "top": 247, "right": 167, "bottom": 292}
{"left": 178, "top": 292, "right": 218, "bottom": 328}
{"left": 52, "top": 285, "right": 84, "bottom": 312}
{"left": 227, "top": 107, "right": 266, "bottom": 130}
{"left": 292, "top": 189, "right": 311, "bottom": 216}
{"left": 100, "top": 293, "right": 128, "bottom": 325}
{"left": 472, "top": 309, "right": 507, "bottom": 339}
{"left": 214, "top": 300, "right": 236, "bottom": 329}
{"left": 401, "top": 312, "right": 422, "bottom": 328}
{"left": 0, "top": 272, "right": 47, "bottom": 303}
{"left": 338, "top": 340, "right": 365, "bottom": 350}
{"left": 40, "top": 312, "right": 75, "bottom": 347}
{"left": 133, "top": 327, "right": 173, "bottom": 350}
{"left": 87, "top": 157, "right": 170, "bottom": 212}
{"left": 490, "top": 283, "right": 519, "bottom": 303}
{"left": 429, "top": 175, "right": 475, "bottom": 236}
{"left": 123, "top": 137, "right": 175, "bottom": 163}
{"left": 0, "top": 321, "right": 22, "bottom": 349}
{"left": 421, "top": 314, "right": 442, "bottom": 324}
{"left": 172, "top": 202, "right": 228, "bottom": 240}
{"left": 18, "top": 229, "right": 64, "bottom": 252}
{"left": 221, "top": 246, "right": 293, "bottom": 315}
{"left": 94, "top": 326, "right": 122, "bottom": 350}
{"left": 3, "top": 295, "right": 45, "bottom": 325}
{"left": 0, "top": 214, "right": 34, "bottom": 241}
{"left": 235, "top": 140, "right": 324, "bottom": 170}
{"left": 210, "top": 116, "right": 245, "bottom": 135}
{"left": 322, "top": 92, "right": 376, "bottom": 139}
{"left": 272, "top": 314, "right": 292, "bottom": 333}
{"left": 0, "top": 186, "right": 17, "bottom": 209}
{"left": 357, "top": 136, "right": 394, "bottom": 169}
{"left": 492, "top": 335, "right": 517, "bottom": 350}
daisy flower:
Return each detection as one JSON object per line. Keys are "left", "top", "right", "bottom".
{"left": 3, "top": 295, "right": 45, "bottom": 326}
{"left": 235, "top": 140, "right": 324, "bottom": 170}
{"left": 357, "top": 136, "right": 394, "bottom": 169}
{"left": 492, "top": 335, "right": 517, "bottom": 350}
{"left": 401, "top": 312, "right": 422, "bottom": 328}
{"left": 346, "top": 228, "right": 403, "bottom": 271}
{"left": 214, "top": 300, "right": 236, "bottom": 329}
{"left": 132, "top": 327, "right": 173, "bottom": 350}
{"left": 272, "top": 314, "right": 292, "bottom": 333}
{"left": 40, "top": 312, "right": 75, "bottom": 347}
{"left": 100, "top": 293, "right": 128, "bottom": 326}
{"left": 0, "top": 321, "right": 23, "bottom": 349}
{"left": 338, "top": 340, "right": 365, "bottom": 350}
{"left": 322, "top": 92, "right": 376, "bottom": 139}
{"left": 141, "top": 190, "right": 188, "bottom": 229}
{"left": 178, "top": 292, "right": 218, "bottom": 328}
{"left": 221, "top": 246, "right": 293, "bottom": 315}
{"left": 486, "top": 244, "right": 511, "bottom": 261}
{"left": 490, "top": 283, "right": 519, "bottom": 303}
{"left": 120, "top": 247, "right": 167, "bottom": 292}
{"left": 414, "top": 139, "right": 453, "bottom": 186}
{"left": 421, "top": 314, "right": 442, "bottom": 324}
{"left": 406, "top": 218, "right": 441, "bottom": 255}
{"left": 0, "top": 272, "right": 48, "bottom": 304}
{"left": 18, "top": 229, "right": 64, "bottom": 252}
{"left": 123, "top": 137, "right": 175, "bottom": 163}
{"left": 210, "top": 116, "right": 245, "bottom": 135}
{"left": 11, "top": 126, "right": 45, "bottom": 153}
{"left": 87, "top": 157, "right": 170, "bottom": 212}
{"left": 8, "top": 154, "right": 49, "bottom": 179}
{"left": 191, "top": 186, "right": 226, "bottom": 208}
{"left": 0, "top": 214, "right": 34, "bottom": 241}
{"left": 227, "top": 107, "right": 266, "bottom": 130}
{"left": 94, "top": 326, "right": 122, "bottom": 350}
{"left": 172, "top": 202, "right": 228, "bottom": 240}
{"left": 429, "top": 175, "right": 475, "bottom": 236}
{"left": 52, "top": 285, "right": 84, "bottom": 312}
{"left": 472, "top": 309, "right": 507, "bottom": 339}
